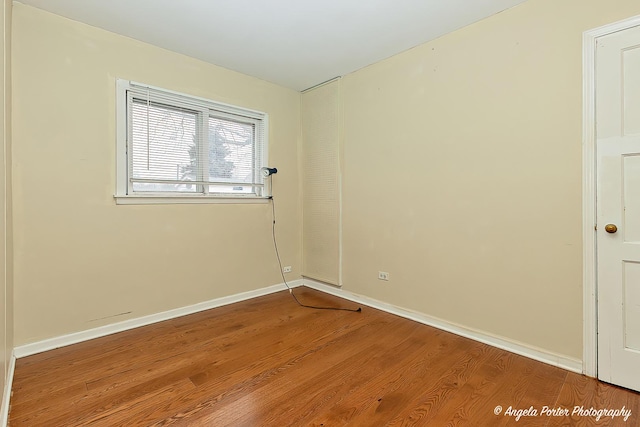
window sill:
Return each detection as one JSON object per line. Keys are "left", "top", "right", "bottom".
{"left": 114, "top": 195, "right": 271, "bottom": 205}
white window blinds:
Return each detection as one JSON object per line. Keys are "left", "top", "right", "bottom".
{"left": 130, "top": 99, "right": 198, "bottom": 193}
{"left": 301, "top": 79, "right": 342, "bottom": 285}
{"left": 121, "top": 81, "right": 268, "bottom": 198}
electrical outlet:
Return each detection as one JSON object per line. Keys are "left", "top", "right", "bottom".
{"left": 378, "top": 271, "right": 390, "bottom": 281}
{"left": 283, "top": 266, "right": 292, "bottom": 274}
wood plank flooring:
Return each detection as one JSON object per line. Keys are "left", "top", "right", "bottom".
{"left": 8, "top": 287, "right": 640, "bottom": 426}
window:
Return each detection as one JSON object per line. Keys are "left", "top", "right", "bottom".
{"left": 116, "top": 80, "right": 269, "bottom": 203}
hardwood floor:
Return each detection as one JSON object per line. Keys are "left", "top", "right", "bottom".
{"left": 8, "top": 288, "right": 640, "bottom": 426}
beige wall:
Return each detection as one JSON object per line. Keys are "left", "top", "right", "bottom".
{"left": 10, "top": 0, "right": 640, "bottom": 363}
{"left": 340, "top": 0, "right": 640, "bottom": 360}
{"left": 1, "top": 0, "right": 12, "bottom": 408}
{"left": 12, "top": 4, "right": 301, "bottom": 345}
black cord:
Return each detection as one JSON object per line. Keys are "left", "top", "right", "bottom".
{"left": 269, "top": 184, "right": 361, "bottom": 313}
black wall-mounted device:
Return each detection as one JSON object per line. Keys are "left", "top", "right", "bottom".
{"left": 261, "top": 167, "right": 278, "bottom": 177}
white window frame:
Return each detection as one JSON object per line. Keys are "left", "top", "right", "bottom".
{"left": 115, "top": 79, "right": 269, "bottom": 204}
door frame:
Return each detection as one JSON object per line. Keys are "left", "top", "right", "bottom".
{"left": 582, "top": 14, "right": 640, "bottom": 378}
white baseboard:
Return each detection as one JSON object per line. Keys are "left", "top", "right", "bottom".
{"left": 14, "top": 280, "right": 303, "bottom": 359}
{"left": 4, "top": 277, "right": 583, "bottom": 426}
{"left": 12, "top": 276, "right": 582, "bottom": 374}
{"left": 0, "top": 352, "right": 16, "bottom": 427}
{"left": 303, "top": 279, "right": 583, "bottom": 373}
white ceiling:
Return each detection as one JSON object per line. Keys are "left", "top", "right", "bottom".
{"left": 18, "top": 0, "right": 528, "bottom": 91}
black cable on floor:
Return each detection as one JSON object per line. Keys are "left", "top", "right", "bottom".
{"left": 269, "top": 187, "right": 361, "bottom": 313}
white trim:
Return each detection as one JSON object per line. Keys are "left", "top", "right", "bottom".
{"left": 115, "top": 78, "right": 128, "bottom": 198}
{"left": 582, "top": 14, "right": 640, "bottom": 378}
{"left": 14, "top": 280, "right": 303, "bottom": 358}
{"left": 301, "top": 76, "right": 342, "bottom": 93}
{"left": 337, "top": 78, "right": 344, "bottom": 287}
{"left": 301, "top": 274, "right": 343, "bottom": 289}
{"left": 2, "top": 1, "right": 12, "bottom": 425}
{"left": 127, "top": 80, "right": 268, "bottom": 119}
{"left": 304, "top": 279, "right": 582, "bottom": 373}
{"left": 0, "top": 352, "right": 15, "bottom": 427}
{"left": 114, "top": 195, "right": 270, "bottom": 205}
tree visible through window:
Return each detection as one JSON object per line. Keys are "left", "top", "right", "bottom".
{"left": 180, "top": 117, "right": 256, "bottom": 193}
{"left": 117, "top": 80, "right": 268, "bottom": 199}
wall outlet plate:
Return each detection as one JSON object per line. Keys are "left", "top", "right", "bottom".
{"left": 283, "top": 266, "right": 292, "bottom": 273}
{"left": 378, "top": 271, "right": 390, "bottom": 281}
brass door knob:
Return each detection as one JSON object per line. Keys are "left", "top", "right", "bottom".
{"left": 605, "top": 224, "right": 618, "bottom": 234}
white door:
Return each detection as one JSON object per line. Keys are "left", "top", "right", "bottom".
{"left": 596, "top": 24, "right": 640, "bottom": 392}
